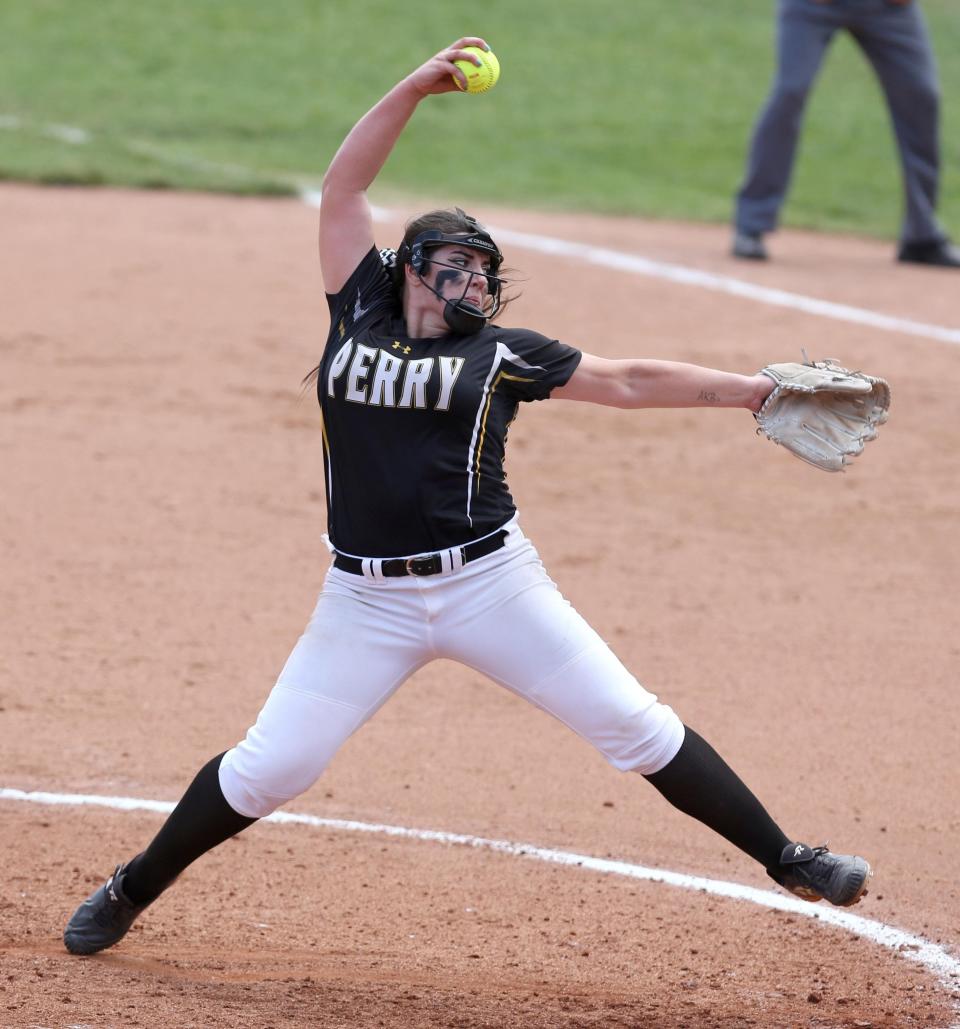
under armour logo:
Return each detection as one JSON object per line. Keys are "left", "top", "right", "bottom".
{"left": 392, "top": 342, "right": 412, "bottom": 355}
{"left": 794, "top": 845, "right": 805, "bottom": 858}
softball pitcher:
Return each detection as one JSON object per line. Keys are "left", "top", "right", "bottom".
{"left": 64, "top": 38, "right": 871, "bottom": 956}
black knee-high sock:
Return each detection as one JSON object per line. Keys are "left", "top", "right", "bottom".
{"left": 122, "top": 752, "right": 257, "bottom": 905}
{"left": 643, "top": 726, "right": 790, "bottom": 870}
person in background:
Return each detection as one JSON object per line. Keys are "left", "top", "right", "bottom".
{"left": 732, "top": 0, "right": 960, "bottom": 267}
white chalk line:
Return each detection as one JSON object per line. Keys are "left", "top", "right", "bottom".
{"left": 3, "top": 785, "right": 959, "bottom": 1025}
{"left": 299, "top": 197, "right": 960, "bottom": 348}
{"left": 2, "top": 113, "right": 958, "bottom": 346}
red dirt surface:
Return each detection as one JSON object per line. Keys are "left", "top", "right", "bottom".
{"left": 2, "top": 183, "right": 959, "bottom": 1028}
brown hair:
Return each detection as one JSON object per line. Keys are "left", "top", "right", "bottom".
{"left": 395, "top": 207, "right": 518, "bottom": 311}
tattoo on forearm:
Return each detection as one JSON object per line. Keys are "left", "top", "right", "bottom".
{"left": 698, "top": 390, "right": 720, "bottom": 403}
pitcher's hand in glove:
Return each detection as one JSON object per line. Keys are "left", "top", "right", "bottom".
{"left": 756, "top": 357, "right": 890, "bottom": 472}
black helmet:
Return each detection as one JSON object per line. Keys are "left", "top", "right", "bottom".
{"left": 396, "top": 215, "right": 504, "bottom": 333}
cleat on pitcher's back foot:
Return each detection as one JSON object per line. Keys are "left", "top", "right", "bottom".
{"left": 769, "top": 843, "right": 871, "bottom": 907}
{"left": 64, "top": 863, "right": 150, "bottom": 955}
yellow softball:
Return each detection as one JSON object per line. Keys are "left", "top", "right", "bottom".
{"left": 453, "top": 46, "right": 500, "bottom": 94}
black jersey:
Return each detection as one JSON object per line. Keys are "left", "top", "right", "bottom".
{"left": 319, "top": 248, "right": 582, "bottom": 557}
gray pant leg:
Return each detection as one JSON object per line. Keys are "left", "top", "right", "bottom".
{"left": 734, "top": 0, "right": 839, "bottom": 235}
{"left": 851, "top": 2, "right": 944, "bottom": 244}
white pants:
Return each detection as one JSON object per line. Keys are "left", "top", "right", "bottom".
{"left": 219, "top": 522, "right": 684, "bottom": 819}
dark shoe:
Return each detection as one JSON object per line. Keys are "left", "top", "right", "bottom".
{"left": 768, "top": 843, "right": 871, "bottom": 907}
{"left": 897, "top": 239, "right": 960, "bottom": 267}
{"left": 732, "top": 231, "right": 768, "bottom": 261}
{"left": 64, "top": 862, "right": 152, "bottom": 954}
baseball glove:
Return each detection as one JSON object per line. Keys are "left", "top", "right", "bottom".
{"left": 756, "top": 356, "right": 890, "bottom": 472}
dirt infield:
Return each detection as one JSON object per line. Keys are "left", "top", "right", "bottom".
{"left": 2, "top": 182, "right": 959, "bottom": 1028}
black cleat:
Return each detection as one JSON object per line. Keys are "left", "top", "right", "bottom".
{"left": 897, "top": 239, "right": 960, "bottom": 268}
{"left": 769, "top": 843, "right": 871, "bottom": 907}
{"left": 64, "top": 863, "right": 151, "bottom": 955}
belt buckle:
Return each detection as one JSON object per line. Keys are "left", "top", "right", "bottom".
{"left": 405, "top": 554, "right": 442, "bottom": 576}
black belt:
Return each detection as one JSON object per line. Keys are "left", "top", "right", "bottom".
{"left": 333, "top": 530, "right": 508, "bottom": 578}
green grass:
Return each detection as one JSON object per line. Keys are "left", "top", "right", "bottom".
{"left": 1, "top": 0, "right": 958, "bottom": 237}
